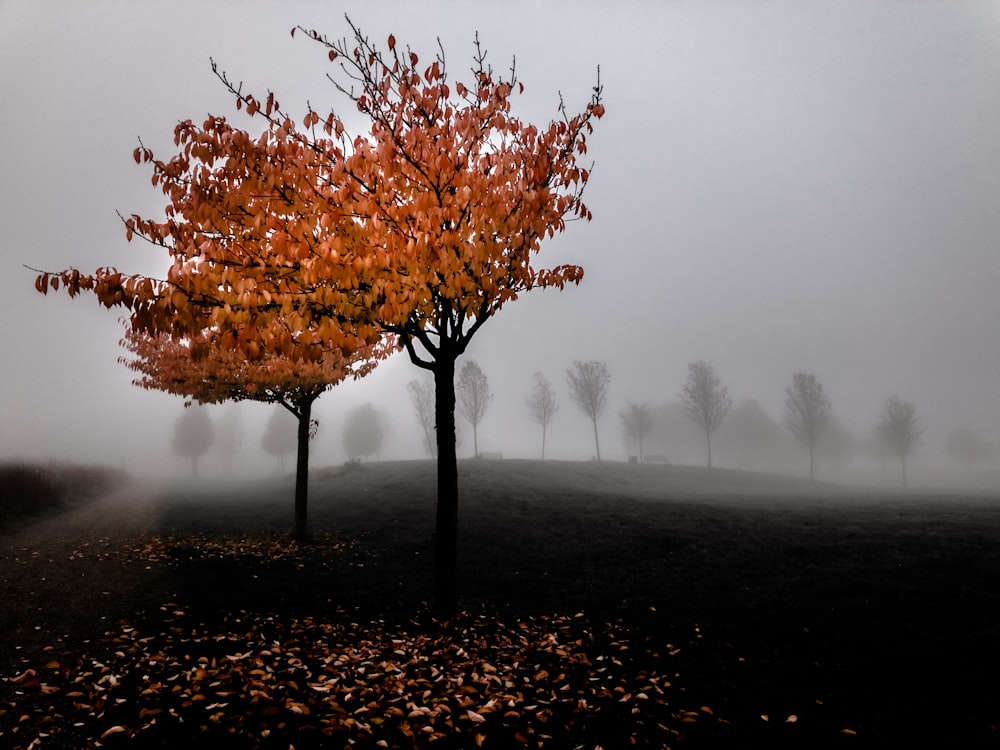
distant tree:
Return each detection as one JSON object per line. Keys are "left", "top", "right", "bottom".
{"left": 679, "top": 361, "right": 732, "bottom": 469}
{"left": 406, "top": 379, "right": 437, "bottom": 458}
{"left": 816, "top": 417, "right": 856, "bottom": 475}
{"left": 526, "top": 372, "right": 559, "bottom": 460}
{"left": 214, "top": 404, "right": 243, "bottom": 474}
{"left": 456, "top": 360, "right": 494, "bottom": 457}
{"left": 945, "top": 427, "right": 993, "bottom": 470}
{"left": 173, "top": 405, "right": 214, "bottom": 478}
{"left": 262, "top": 409, "right": 298, "bottom": 473}
{"left": 877, "top": 396, "right": 924, "bottom": 487}
{"left": 566, "top": 360, "right": 611, "bottom": 460}
{"left": 784, "top": 372, "right": 832, "bottom": 481}
{"left": 343, "top": 403, "right": 386, "bottom": 461}
{"left": 620, "top": 403, "right": 654, "bottom": 463}
{"left": 715, "top": 398, "right": 788, "bottom": 472}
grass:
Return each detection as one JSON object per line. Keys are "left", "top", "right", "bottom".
{"left": 1, "top": 458, "right": 999, "bottom": 747}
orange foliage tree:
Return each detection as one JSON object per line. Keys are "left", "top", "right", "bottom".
{"left": 35, "top": 18, "right": 603, "bottom": 611}
{"left": 120, "top": 324, "right": 383, "bottom": 539}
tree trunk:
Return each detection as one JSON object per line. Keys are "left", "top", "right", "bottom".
{"left": 472, "top": 423, "right": 479, "bottom": 458}
{"left": 638, "top": 433, "right": 644, "bottom": 463}
{"left": 808, "top": 439, "right": 816, "bottom": 481}
{"left": 293, "top": 396, "right": 313, "bottom": 542}
{"left": 592, "top": 416, "right": 601, "bottom": 460}
{"left": 901, "top": 454, "right": 908, "bottom": 488}
{"left": 433, "top": 354, "right": 459, "bottom": 615}
{"left": 705, "top": 429, "right": 712, "bottom": 469}
{"left": 541, "top": 423, "right": 546, "bottom": 460}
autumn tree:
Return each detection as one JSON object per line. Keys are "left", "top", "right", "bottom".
{"left": 945, "top": 427, "right": 993, "bottom": 471}
{"left": 877, "top": 395, "right": 924, "bottom": 487}
{"left": 262, "top": 408, "right": 298, "bottom": 472}
{"left": 567, "top": 360, "right": 610, "bottom": 460}
{"left": 173, "top": 405, "right": 214, "bottom": 478}
{"left": 120, "top": 325, "right": 380, "bottom": 539}
{"left": 35, "top": 19, "right": 603, "bottom": 612}
{"left": 343, "top": 402, "right": 386, "bottom": 461}
{"left": 406, "top": 379, "right": 437, "bottom": 458}
{"left": 680, "top": 361, "right": 732, "bottom": 469}
{"left": 526, "top": 372, "right": 558, "bottom": 459}
{"left": 456, "top": 360, "right": 494, "bottom": 457}
{"left": 783, "top": 372, "right": 832, "bottom": 481}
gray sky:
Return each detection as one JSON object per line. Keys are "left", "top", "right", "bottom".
{"left": 2, "top": 1, "right": 999, "bottom": 478}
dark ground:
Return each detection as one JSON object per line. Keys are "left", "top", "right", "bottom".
{"left": 2, "top": 459, "right": 999, "bottom": 748}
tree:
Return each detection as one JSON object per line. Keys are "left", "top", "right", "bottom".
{"left": 620, "top": 403, "right": 654, "bottom": 463}
{"left": 945, "top": 427, "right": 993, "bottom": 470}
{"left": 679, "top": 361, "right": 732, "bottom": 469}
{"left": 173, "top": 405, "right": 214, "bottom": 478}
{"left": 456, "top": 360, "right": 494, "bottom": 457}
{"left": 120, "top": 325, "right": 381, "bottom": 539}
{"left": 262, "top": 408, "right": 298, "bottom": 472}
{"left": 36, "top": 20, "right": 604, "bottom": 612}
{"left": 406, "top": 379, "right": 437, "bottom": 458}
{"left": 566, "top": 361, "right": 610, "bottom": 460}
{"left": 877, "top": 395, "right": 924, "bottom": 487}
{"left": 783, "top": 372, "right": 832, "bottom": 481}
{"left": 214, "top": 404, "right": 243, "bottom": 474}
{"left": 526, "top": 372, "right": 558, "bottom": 459}
{"left": 715, "top": 398, "right": 789, "bottom": 472}
{"left": 343, "top": 403, "right": 386, "bottom": 461}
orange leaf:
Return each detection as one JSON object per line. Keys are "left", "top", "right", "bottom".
{"left": 388, "top": 34, "right": 395, "bottom": 51}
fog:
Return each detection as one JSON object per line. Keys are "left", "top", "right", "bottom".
{"left": 3, "top": 1, "right": 999, "bottom": 489}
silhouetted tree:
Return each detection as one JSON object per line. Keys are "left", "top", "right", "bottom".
{"left": 343, "top": 402, "right": 386, "bottom": 461}
{"left": 784, "top": 372, "right": 832, "bottom": 481}
{"left": 816, "top": 417, "right": 856, "bottom": 476}
{"left": 567, "top": 360, "right": 610, "bottom": 460}
{"left": 262, "top": 409, "right": 298, "bottom": 473}
{"left": 406, "top": 379, "right": 437, "bottom": 458}
{"left": 456, "top": 360, "right": 494, "bottom": 457}
{"left": 173, "top": 405, "right": 214, "bottom": 478}
{"left": 945, "top": 427, "right": 993, "bottom": 470}
{"left": 877, "top": 395, "right": 924, "bottom": 487}
{"left": 526, "top": 372, "right": 558, "bottom": 459}
{"left": 680, "top": 361, "right": 732, "bottom": 469}
{"left": 620, "top": 403, "right": 654, "bottom": 462}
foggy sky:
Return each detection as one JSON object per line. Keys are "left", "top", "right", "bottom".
{"left": 2, "top": 1, "right": 999, "bottom": 482}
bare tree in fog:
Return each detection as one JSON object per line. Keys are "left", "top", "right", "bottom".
{"left": 680, "top": 361, "right": 732, "bottom": 469}
{"left": 526, "top": 372, "right": 558, "bottom": 459}
{"left": 620, "top": 403, "right": 654, "bottom": 463}
{"left": 406, "top": 380, "right": 437, "bottom": 458}
{"left": 173, "top": 405, "right": 214, "bottom": 478}
{"left": 567, "top": 360, "right": 611, "bottom": 460}
{"left": 945, "top": 427, "right": 993, "bottom": 471}
{"left": 456, "top": 360, "right": 494, "bottom": 457}
{"left": 262, "top": 409, "right": 298, "bottom": 473}
{"left": 784, "top": 372, "right": 832, "bottom": 481}
{"left": 343, "top": 403, "right": 386, "bottom": 461}
{"left": 877, "top": 396, "right": 924, "bottom": 487}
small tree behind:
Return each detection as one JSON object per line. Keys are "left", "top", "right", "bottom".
{"left": 877, "top": 395, "right": 924, "bottom": 487}
{"left": 784, "top": 372, "right": 832, "bottom": 481}
{"left": 620, "top": 403, "right": 654, "bottom": 463}
{"left": 173, "top": 405, "right": 214, "bottom": 478}
{"left": 343, "top": 403, "right": 386, "bottom": 461}
{"left": 456, "top": 360, "right": 494, "bottom": 458}
{"left": 262, "top": 409, "right": 298, "bottom": 473}
{"left": 680, "top": 361, "right": 732, "bottom": 469}
{"left": 526, "top": 372, "right": 558, "bottom": 460}
{"left": 406, "top": 379, "right": 437, "bottom": 458}
{"left": 566, "top": 360, "right": 611, "bottom": 460}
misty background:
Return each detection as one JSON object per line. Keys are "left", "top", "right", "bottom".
{"left": 2, "top": 1, "right": 999, "bottom": 487}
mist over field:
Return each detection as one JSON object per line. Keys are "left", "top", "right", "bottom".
{"left": 2, "top": 1, "right": 999, "bottom": 490}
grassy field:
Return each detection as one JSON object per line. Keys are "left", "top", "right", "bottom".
{"left": 2, "top": 458, "right": 999, "bottom": 747}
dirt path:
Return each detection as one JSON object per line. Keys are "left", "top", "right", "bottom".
{"left": 0, "top": 483, "right": 173, "bottom": 672}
